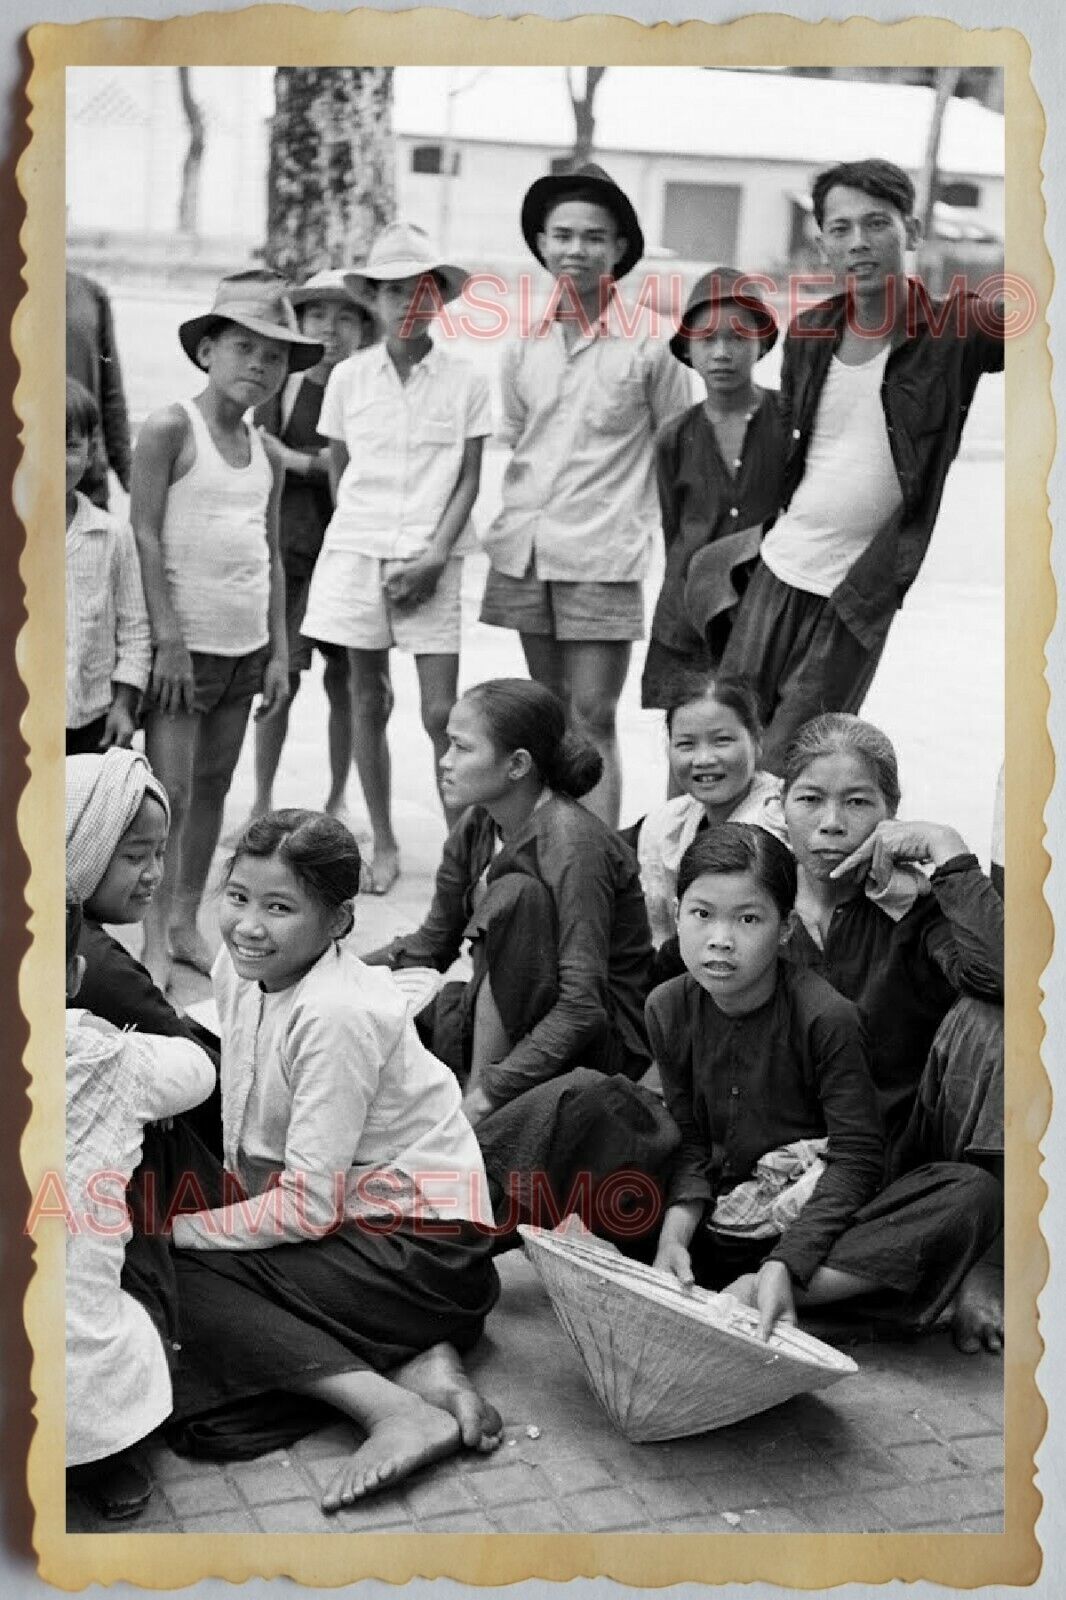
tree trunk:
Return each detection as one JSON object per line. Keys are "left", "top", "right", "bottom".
{"left": 177, "top": 67, "right": 205, "bottom": 237}
{"left": 264, "top": 68, "right": 397, "bottom": 282}
{"left": 916, "top": 66, "right": 962, "bottom": 243}
{"left": 566, "top": 67, "right": 606, "bottom": 169}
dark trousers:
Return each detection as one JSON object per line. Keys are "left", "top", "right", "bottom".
{"left": 66, "top": 715, "right": 108, "bottom": 755}
{"left": 719, "top": 560, "right": 888, "bottom": 774}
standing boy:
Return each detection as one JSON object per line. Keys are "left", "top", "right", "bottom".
{"left": 132, "top": 270, "right": 322, "bottom": 989}
{"left": 250, "top": 269, "right": 377, "bottom": 823}
{"left": 480, "top": 163, "right": 689, "bottom": 826}
{"left": 302, "top": 223, "right": 492, "bottom": 895}
{"left": 720, "top": 158, "right": 1005, "bottom": 771}
{"left": 65, "top": 377, "right": 152, "bottom": 755}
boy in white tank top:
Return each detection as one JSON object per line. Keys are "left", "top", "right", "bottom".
{"left": 131, "top": 270, "right": 323, "bottom": 991}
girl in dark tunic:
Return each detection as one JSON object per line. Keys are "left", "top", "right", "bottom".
{"left": 779, "top": 713, "right": 1004, "bottom": 1351}
{"left": 650, "top": 825, "right": 999, "bottom": 1342}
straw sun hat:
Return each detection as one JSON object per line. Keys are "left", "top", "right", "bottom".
{"left": 344, "top": 222, "right": 470, "bottom": 308}
{"left": 520, "top": 1224, "right": 858, "bottom": 1442}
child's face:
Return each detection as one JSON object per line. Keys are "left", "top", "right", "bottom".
{"left": 300, "top": 300, "right": 366, "bottom": 366}
{"left": 84, "top": 797, "right": 168, "bottom": 926}
{"left": 669, "top": 695, "right": 759, "bottom": 814}
{"left": 677, "top": 869, "right": 788, "bottom": 1011}
{"left": 199, "top": 325, "right": 291, "bottom": 408}
{"left": 685, "top": 302, "right": 763, "bottom": 395}
{"left": 376, "top": 275, "right": 437, "bottom": 341}
{"left": 818, "top": 184, "right": 918, "bottom": 299}
{"left": 438, "top": 699, "right": 515, "bottom": 811}
{"left": 537, "top": 200, "right": 625, "bottom": 294}
{"left": 66, "top": 425, "right": 91, "bottom": 497}
{"left": 783, "top": 751, "right": 892, "bottom": 884}
{"left": 219, "top": 852, "right": 346, "bottom": 992}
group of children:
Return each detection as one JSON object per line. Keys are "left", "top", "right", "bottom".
{"left": 64, "top": 153, "right": 1005, "bottom": 1522}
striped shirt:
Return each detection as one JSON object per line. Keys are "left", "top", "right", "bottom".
{"left": 65, "top": 491, "right": 151, "bottom": 729}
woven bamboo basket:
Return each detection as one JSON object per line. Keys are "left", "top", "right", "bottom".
{"left": 519, "top": 1225, "right": 858, "bottom": 1442}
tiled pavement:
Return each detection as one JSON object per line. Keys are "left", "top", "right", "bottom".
{"left": 67, "top": 1249, "right": 1004, "bottom": 1535}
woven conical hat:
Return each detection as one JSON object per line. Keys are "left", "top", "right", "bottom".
{"left": 520, "top": 1224, "right": 858, "bottom": 1443}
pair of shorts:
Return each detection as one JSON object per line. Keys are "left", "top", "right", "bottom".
{"left": 302, "top": 549, "right": 463, "bottom": 655}
{"left": 144, "top": 644, "right": 270, "bottom": 717}
{"left": 479, "top": 564, "right": 644, "bottom": 643}
{"left": 284, "top": 567, "right": 351, "bottom": 676}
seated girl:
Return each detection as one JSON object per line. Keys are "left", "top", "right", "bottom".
{"left": 779, "top": 714, "right": 1004, "bottom": 1351}
{"left": 363, "top": 678, "right": 656, "bottom": 1126}
{"left": 66, "top": 897, "right": 215, "bottom": 1520}
{"left": 649, "top": 825, "right": 1000, "bottom": 1342}
{"left": 66, "top": 749, "right": 221, "bottom": 1146}
{"left": 624, "top": 671, "right": 786, "bottom": 951}
{"left": 163, "top": 811, "right": 502, "bottom": 1509}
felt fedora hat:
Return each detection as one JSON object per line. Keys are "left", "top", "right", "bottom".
{"left": 344, "top": 222, "right": 469, "bottom": 307}
{"left": 521, "top": 162, "right": 644, "bottom": 280}
{"left": 669, "top": 267, "right": 778, "bottom": 365}
{"left": 179, "top": 269, "right": 324, "bottom": 372}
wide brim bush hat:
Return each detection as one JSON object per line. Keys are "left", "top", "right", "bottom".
{"left": 521, "top": 162, "right": 644, "bottom": 281}
{"left": 670, "top": 266, "right": 779, "bottom": 365}
{"left": 344, "top": 223, "right": 470, "bottom": 307}
{"left": 179, "top": 269, "right": 324, "bottom": 373}
{"left": 289, "top": 267, "right": 377, "bottom": 323}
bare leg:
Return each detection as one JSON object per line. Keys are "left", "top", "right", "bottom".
{"left": 348, "top": 648, "right": 399, "bottom": 894}
{"left": 564, "top": 640, "right": 633, "bottom": 828}
{"left": 322, "top": 652, "right": 353, "bottom": 816}
{"left": 141, "top": 711, "right": 198, "bottom": 992}
{"left": 251, "top": 675, "right": 299, "bottom": 818}
{"left": 170, "top": 698, "right": 253, "bottom": 972}
{"left": 391, "top": 1342, "right": 503, "bottom": 1452}
{"left": 290, "top": 1367, "right": 461, "bottom": 1510}
{"left": 520, "top": 633, "right": 569, "bottom": 707}
{"left": 414, "top": 652, "right": 460, "bottom": 827}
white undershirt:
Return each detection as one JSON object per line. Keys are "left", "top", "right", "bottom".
{"left": 761, "top": 348, "right": 903, "bottom": 597}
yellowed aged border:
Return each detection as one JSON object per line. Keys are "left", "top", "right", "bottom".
{"left": 18, "top": 6, "right": 1051, "bottom": 1589}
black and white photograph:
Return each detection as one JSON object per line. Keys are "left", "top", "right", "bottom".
{"left": 51, "top": 51, "right": 1017, "bottom": 1552}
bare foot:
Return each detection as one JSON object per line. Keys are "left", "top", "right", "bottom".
{"left": 950, "top": 1260, "right": 1003, "bottom": 1354}
{"left": 324, "top": 796, "right": 352, "bottom": 824}
{"left": 169, "top": 924, "right": 217, "bottom": 976}
{"left": 392, "top": 1342, "right": 503, "bottom": 1454}
{"left": 367, "top": 846, "right": 401, "bottom": 897}
{"left": 320, "top": 1396, "right": 460, "bottom": 1510}
{"left": 140, "top": 937, "right": 172, "bottom": 995}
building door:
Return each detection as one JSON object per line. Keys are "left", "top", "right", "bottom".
{"left": 661, "top": 182, "right": 742, "bottom": 262}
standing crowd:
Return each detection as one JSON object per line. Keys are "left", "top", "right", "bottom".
{"left": 64, "top": 155, "right": 1005, "bottom": 1522}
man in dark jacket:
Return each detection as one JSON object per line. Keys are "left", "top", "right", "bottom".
{"left": 66, "top": 269, "right": 132, "bottom": 509}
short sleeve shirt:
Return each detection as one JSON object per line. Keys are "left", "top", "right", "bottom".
{"left": 318, "top": 341, "right": 493, "bottom": 559}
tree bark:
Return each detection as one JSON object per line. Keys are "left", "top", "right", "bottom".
{"left": 177, "top": 67, "right": 205, "bottom": 238}
{"left": 566, "top": 67, "right": 606, "bottom": 169}
{"left": 264, "top": 68, "right": 397, "bottom": 282}
{"left": 916, "top": 66, "right": 963, "bottom": 242}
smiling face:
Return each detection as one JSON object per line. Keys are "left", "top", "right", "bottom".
{"left": 219, "top": 851, "right": 347, "bottom": 992}
{"left": 783, "top": 751, "right": 893, "bottom": 884}
{"left": 438, "top": 697, "right": 520, "bottom": 812}
{"left": 677, "top": 869, "right": 788, "bottom": 1014}
{"left": 198, "top": 323, "right": 291, "bottom": 409}
{"left": 684, "top": 301, "right": 764, "bottom": 396}
{"left": 818, "top": 183, "right": 919, "bottom": 300}
{"left": 537, "top": 199, "right": 626, "bottom": 296}
{"left": 668, "top": 695, "right": 759, "bottom": 820}
{"left": 84, "top": 796, "right": 169, "bottom": 925}
{"left": 299, "top": 299, "right": 367, "bottom": 367}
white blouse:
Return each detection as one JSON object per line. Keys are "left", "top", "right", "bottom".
{"left": 172, "top": 943, "right": 493, "bottom": 1251}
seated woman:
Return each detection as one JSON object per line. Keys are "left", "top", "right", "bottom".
{"left": 66, "top": 897, "right": 215, "bottom": 1520}
{"left": 163, "top": 811, "right": 502, "bottom": 1510}
{"left": 779, "top": 713, "right": 1004, "bottom": 1352}
{"left": 362, "top": 679, "right": 678, "bottom": 1240}
{"left": 650, "top": 825, "right": 1000, "bottom": 1343}
{"left": 624, "top": 671, "right": 786, "bottom": 951}
{"left": 66, "top": 748, "right": 221, "bottom": 1147}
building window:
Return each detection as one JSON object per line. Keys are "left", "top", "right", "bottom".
{"left": 411, "top": 144, "right": 460, "bottom": 177}
{"left": 548, "top": 155, "right": 574, "bottom": 176}
{"left": 935, "top": 179, "right": 981, "bottom": 208}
